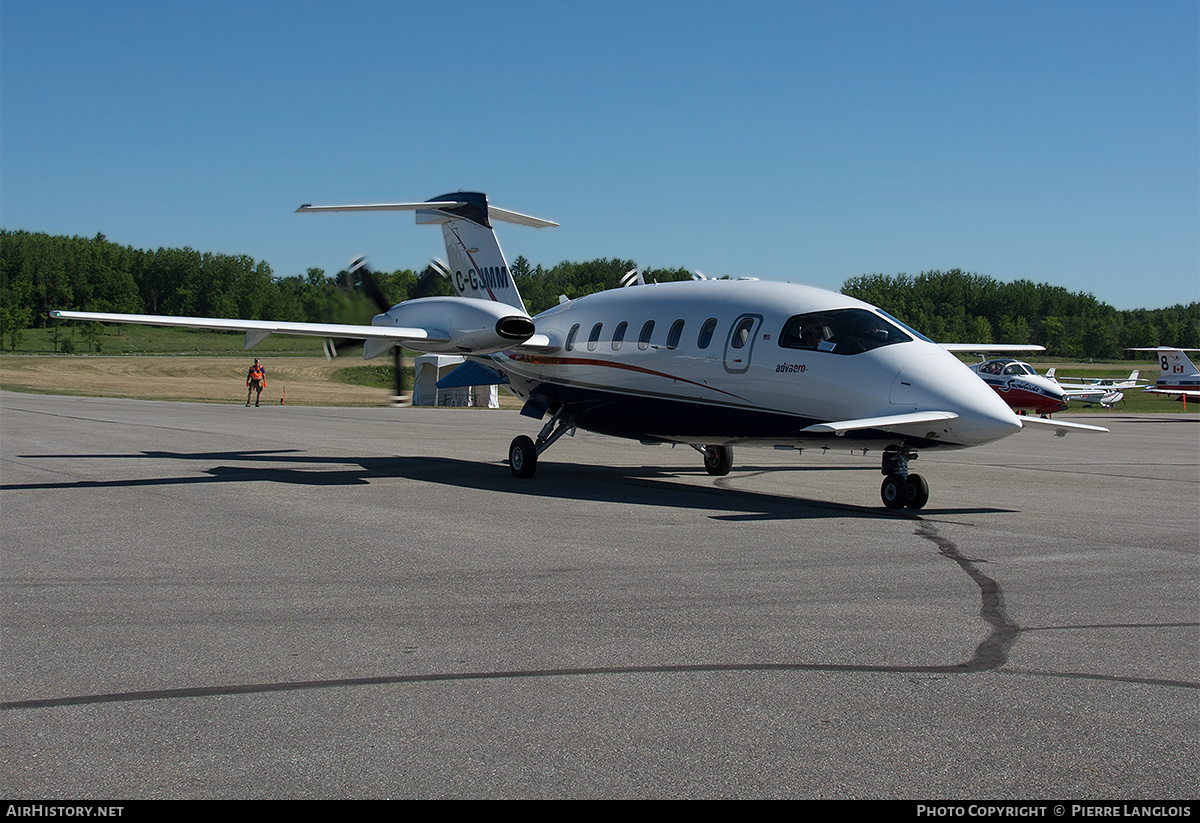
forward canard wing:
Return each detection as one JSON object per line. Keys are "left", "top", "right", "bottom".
{"left": 799, "top": 411, "right": 960, "bottom": 436}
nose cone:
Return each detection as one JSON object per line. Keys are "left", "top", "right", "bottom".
{"left": 891, "top": 350, "right": 1022, "bottom": 445}
{"left": 1021, "top": 375, "right": 1069, "bottom": 413}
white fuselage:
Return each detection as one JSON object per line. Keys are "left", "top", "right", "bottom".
{"left": 481, "top": 279, "right": 1021, "bottom": 450}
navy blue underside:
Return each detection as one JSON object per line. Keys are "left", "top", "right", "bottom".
{"left": 531, "top": 384, "right": 942, "bottom": 447}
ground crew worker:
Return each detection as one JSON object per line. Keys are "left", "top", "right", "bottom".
{"left": 246, "top": 358, "right": 266, "bottom": 406}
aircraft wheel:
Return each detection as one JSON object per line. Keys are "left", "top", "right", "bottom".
{"left": 703, "top": 445, "right": 733, "bottom": 476}
{"left": 880, "top": 474, "right": 907, "bottom": 509}
{"left": 904, "top": 474, "right": 930, "bottom": 510}
{"left": 509, "top": 435, "right": 538, "bottom": 479}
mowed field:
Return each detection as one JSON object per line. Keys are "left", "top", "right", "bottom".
{"left": 0, "top": 356, "right": 395, "bottom": 406}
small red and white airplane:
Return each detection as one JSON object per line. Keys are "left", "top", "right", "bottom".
{"left": 967, "top": 358, "right": 1070, "bottom": 415}
{"left": 51, "top": 192, "right": 1108, "bottom": 510}
{"left": 1127, "top": 347, "right": 1200, "bottom": 408}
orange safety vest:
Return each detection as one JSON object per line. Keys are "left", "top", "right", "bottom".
{"left": 248, "top": 365, "right": 264, "bottom": 382}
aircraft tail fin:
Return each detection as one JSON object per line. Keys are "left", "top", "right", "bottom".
{"left": 1164, "top": 351, "right": 1197, "bottom": 382}
{"left": 298, "top": 193, "right": 556, "bottom": 315}
{"left": 1127, "top": 347, "right": 1200, "bottom": 385}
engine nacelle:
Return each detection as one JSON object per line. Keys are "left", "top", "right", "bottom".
{"left": 372, "top": 296, "right": 536, "bottom": 356}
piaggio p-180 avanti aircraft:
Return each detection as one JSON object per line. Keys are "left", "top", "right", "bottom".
{"left": 52, "top": 192, "right": 1108, "bottom": 510}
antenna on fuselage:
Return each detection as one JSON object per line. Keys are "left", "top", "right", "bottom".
{"left": 620, "top": 268, "right": 645, "bottom": 288}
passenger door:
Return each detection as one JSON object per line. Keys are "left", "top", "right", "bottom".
{"left": 723, "top": 314, "right": 763, "bottom": 374}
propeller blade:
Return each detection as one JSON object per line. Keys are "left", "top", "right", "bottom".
{"left": 346, "top": 256, "right": 409, "bottom": 402}
{"left": 394, "top": 346, "right": 410, "bottom": 406}
{"left": 411, "top": 262, "right": 447, "bottom": 300}
{"left": 620, "top": 268, "right": 644, "bottom": 288}
{"left": 349, "top": 256, "right": 391, "bottom": 313}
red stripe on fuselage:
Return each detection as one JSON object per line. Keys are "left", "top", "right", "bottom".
{"left": 506, "top": 353, "right": 749, "bottom": 401}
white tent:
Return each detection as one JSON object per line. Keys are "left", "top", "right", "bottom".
{"left": 412, "top": 355, "right": 499, "bottom": 408}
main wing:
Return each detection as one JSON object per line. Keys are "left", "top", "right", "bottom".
{"left": 1015, "top": 416, "right": 1109, "bottom": 435}
{"left": 49, "top": 308, "right": 557, "bottom": 357}
{"left": 49, "top": 310, "right": 446, "bottom": 353}
{"left": 940, "top": 344, "right": 1046, "bottom": 353}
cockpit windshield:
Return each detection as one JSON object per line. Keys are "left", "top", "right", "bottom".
{"left": 778, "top": 308, "right": 912, "bottom": 355}
{"left": 978, "top": 359, "right": 1036, "bottom": 376}
{"left": 877, "top": 309, "right": 934, "bottom": 344}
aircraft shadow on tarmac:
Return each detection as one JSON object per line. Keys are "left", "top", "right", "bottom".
{"left": 4, "top": 627, "right": 1194, "bottom": 713}
{"left": 7, "top": 449, "right": 1195, "bottom": 713}
{"left": 9, "top": 448, "right": 1016, "bottom": 519}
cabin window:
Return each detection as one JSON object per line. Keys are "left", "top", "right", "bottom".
{"left": 638, "top": 320, "right": 655, "bottom": 350}
{"left": 730, "top": 316, "right": 755, "bottom": 349}
{"left": 565, "top": 324, "right": 580, "bottom": 352}
{"left": 666, "top": 319, "right": 685, "bottom": 350}
{"left": 697, "top": 318, "right": 718, "bottom": 349}
{"left": 777, "top": 308, "right": 912, "bottom": 355}
{"left": 612, "top": 321, "right": 628, "bottom": 351}
{"left": 587, "top": 323, "right": 603, "bottom": 351}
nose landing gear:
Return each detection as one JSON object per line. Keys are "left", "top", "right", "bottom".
{"left": 880, "top": 445, "right": 928, "bottom": 510}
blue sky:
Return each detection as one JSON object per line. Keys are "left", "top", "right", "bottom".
{"left": 2, "top": 0, "right": 1196, "bottom": 311}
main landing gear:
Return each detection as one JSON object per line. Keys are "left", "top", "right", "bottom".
{"left": 509, "top": 405, "right": 576, "bottom": 479}
{"left": 509, "top": 410, "right": 929, "bottom": 512}
{"left": 880, "top": 445, "right": 928, "bottom": 510}
{"left": 694, "top": 444, "right": 733, "bottom": 476}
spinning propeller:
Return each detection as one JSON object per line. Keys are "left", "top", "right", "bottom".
{"left": 347, "top": 256, "right": 447, "bottom": 403}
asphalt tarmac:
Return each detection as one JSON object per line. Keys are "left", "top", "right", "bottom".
{"left": 1, "top": 391, "right": 1196, "bottom": 799}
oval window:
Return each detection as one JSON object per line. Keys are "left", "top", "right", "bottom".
{"left": 666, "top": 319, "right": 685, "bottom": 350}
{"left": 612, "top": 321, "right": 628, "bottom": 351}
{"left": 638, "top": 320, "right": 655, "bottom": 350}
{"left": 731, "top": 317, "right": 754, "bottom": 349}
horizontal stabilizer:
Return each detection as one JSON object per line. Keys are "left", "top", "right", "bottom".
{"left": 296, "top": 201, "right": 465, "bottom": 213}
{"left": 800, "top": 411, "right": 959, "bottom": 436}
{"left": 296, "top": 201, "right": 557, "bottom": 228}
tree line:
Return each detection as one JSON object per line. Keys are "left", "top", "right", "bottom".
{"left": 841, "top": 270, "right": 1198, "bottom": 360}
{"left": 2, "top": 230, "right": 1195, "bottom": 358}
